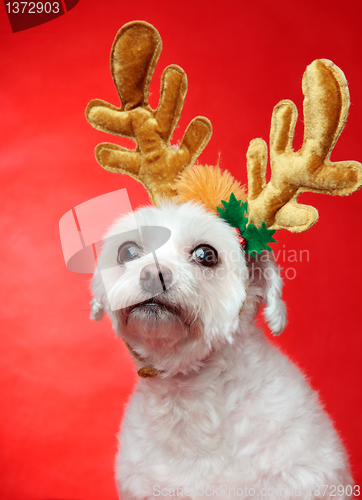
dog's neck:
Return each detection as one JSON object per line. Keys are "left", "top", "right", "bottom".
{"left": 124, "top": 341, "right": 163, "bottom": 378}
{"left": 125, "top": 340, "right": 220, "bottom": 380}
{"left": 129, "top": 324, "right": 265, "bottom": 399}
{"left": 124, "top": 309, "right": 257, "bottom": 382}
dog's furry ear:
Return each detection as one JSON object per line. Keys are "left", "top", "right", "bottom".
{"left": 90, "top": 297, "right": 104, "bottom": 321}
{"left": 246, "top": 251, "right": 287, "bottom": 335}
{"left": 90, "top": 268, "right": 105, "bottom": 321}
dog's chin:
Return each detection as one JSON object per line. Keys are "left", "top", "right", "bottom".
{"left": 120, "top": 299, "right": 194, "bottom": 353}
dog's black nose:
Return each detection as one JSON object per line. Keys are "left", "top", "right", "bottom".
{"left": 140, "top": 264, "right": 173, "bottom": 295}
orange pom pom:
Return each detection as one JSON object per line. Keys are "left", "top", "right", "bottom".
{"left": 174, "top": 165, "right": 247, "bottom": 213}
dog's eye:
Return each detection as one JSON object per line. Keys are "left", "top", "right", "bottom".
{"left": 117, "top": 242, "right": 142, "bottom": 263}
{"left": 192, "top": 244, "right": 218, "bottom": 267}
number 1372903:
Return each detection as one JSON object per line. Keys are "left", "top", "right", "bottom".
{"left": 5, "top": 2, "right": 60, "bottom": 14}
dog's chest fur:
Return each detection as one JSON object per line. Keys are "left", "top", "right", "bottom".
{"left": 116, "top": 326, "right": 348, "bottom": 496}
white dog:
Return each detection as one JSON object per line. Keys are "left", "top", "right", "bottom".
{"left": 91, "top": 200, "right": 353, "bottom": 500}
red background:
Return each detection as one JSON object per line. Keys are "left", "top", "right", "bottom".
{"left": 1, "top": 1, "right": 362, "bottom": 499}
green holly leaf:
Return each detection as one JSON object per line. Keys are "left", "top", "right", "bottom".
{"left": 243, "top": 222, "right": 277, "bottom": 256}
{"left": 217, "top": 193, "right": 248, "bottom": 233}
{"left": 217, "top": 193, "right": 277, "bottom": 254}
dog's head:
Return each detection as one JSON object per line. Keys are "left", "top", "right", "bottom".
{"left": 91, "top": 200, "right": 286, "bottom": 376}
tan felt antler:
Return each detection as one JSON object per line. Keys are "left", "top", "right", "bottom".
{"left": 247, "top": 59, "right": 362, "bottom": 232}
{"left": 86, "top": 21, "right": 212, "bottom": 206}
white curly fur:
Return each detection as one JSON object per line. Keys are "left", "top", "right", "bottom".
{"left": 91, "top": 200, "right": 352, "bottom": 500}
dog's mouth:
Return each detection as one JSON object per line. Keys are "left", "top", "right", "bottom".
{"left": 126, "top": 297, "right": 183, "bottom": 322}
{"left": 118, "top": 294, "right": 201, "bottom": 358}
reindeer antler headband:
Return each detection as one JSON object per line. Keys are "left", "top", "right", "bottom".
{"left": 246, "top": 59, "right": 362, "bottom": 232}
{"left": 86, "top": 21, "right": 362, "bottom": 252}
{"left": 86, "top": 21, "right": 212, "bottom": 206}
